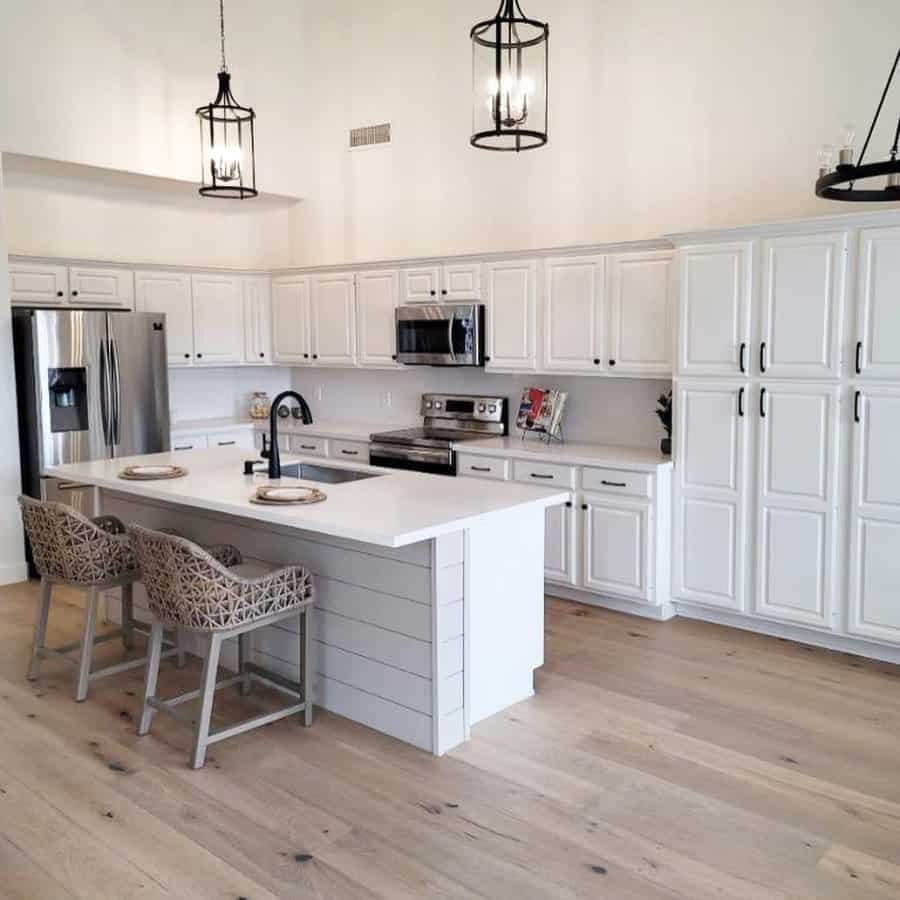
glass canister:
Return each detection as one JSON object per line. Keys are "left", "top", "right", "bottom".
{"left": 249, "top": 391, "right": 271, "bottom": 420}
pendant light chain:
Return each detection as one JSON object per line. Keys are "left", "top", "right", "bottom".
{"left": 219, "top": 0, "right": 228, "bottom": 73}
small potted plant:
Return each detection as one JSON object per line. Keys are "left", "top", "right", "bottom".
{"left": 656, "top": 390, "right": 672, "bottom": 455}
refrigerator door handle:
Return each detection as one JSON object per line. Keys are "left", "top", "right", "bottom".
{"left": 109, "top": 338, "right": 121, "bottom": 447}
{"left": 99, "top": 338, "right": 112, "bottom": 447}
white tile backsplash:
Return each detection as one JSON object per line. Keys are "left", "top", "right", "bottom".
{"left": 168, "top": 367, "right": 292, "bottom": 423}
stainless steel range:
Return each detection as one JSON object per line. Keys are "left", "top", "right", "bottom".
{"left": 370, "top": 393, "right": 508, "bottom": 476}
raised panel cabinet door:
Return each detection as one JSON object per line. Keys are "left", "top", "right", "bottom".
{"left": 582, "top": 496, "right": 650, "bottom": 601}
{"left": 311, "top": 273, "right": 357, "bottom": 366}
{"left": 8, "top": 262, "right": 68, "bottom": 306}
{"left": 69, "top": 266, "right": 135, "bottom": 309}
{"left": 441, "top": 263, "right": 482, "bottom": 300}
{"left": 848, "top": 387, "right": 900, "bottom": 644}
{"left": 357, "top": 269, "right": 400, "bottom": 367}
{"left": 271, "top": 277, "right": 311, "bottom": 365}
{"left": 758, "top": 232, "right": 847, "bottom": 378}
{"left": 677, "top": 242, "right": 752, "bottom": 377}
{"left": 672, "top": 380, "right": 748, "bottom": 611}
{"left": 754, "top": 383, "right": 839, "bottom": 629}
{"left": 401, "top": 266, "right": 441, "bottom": 302}
{"left": 242, "top": 276, "right": 272, "bottom": 365}
{"left": 190, "top": 274, "right": 244, "bottom": 366}
{"left": 608, "top": 251, "right": 674, "bottom": 375}
{"left": 134, "top": 270, "right": 194, "bottom": 366}
{"left": 855, "top": 227, "right": 900, "bottom": 379}
{"left": 543, "top": 256, "right": 605, "bottom": 372}
{"left": 545, "top": 499, "right": 577, "bottom": 586}
{"left": 484, "top": 259, "right": 536, "bottom": 371}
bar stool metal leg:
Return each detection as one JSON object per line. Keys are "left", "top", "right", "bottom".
{"left": 121, "top": 582, "right": 135, "bottom": 651}
{"left": 238, "top": 632, "right": 252, "bottom": 696}
{"left": 75, "top": 588, "right": 99, "bottom": 702}
{"left": 28, "top": 577, "right": 53, "bottom": 681}
{"left": 137, "top": 621, "right": 165, "bottom": 736}
{"left": 191, "top": 633, "right": 223, "bottom": 769}
{"left": 302, "top": 606, "right": 313, "bottom": 727}
{"left": 176, "top": 627, "right": 187, "bottom": 669}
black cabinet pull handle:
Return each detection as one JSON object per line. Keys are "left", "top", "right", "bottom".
{"left": 600, "top": 479, "right": 627, "bottom": 487}
{"left": 581, "top": 503, "right": 588, "bottom": 511}
{"left": 218, "top": 441, "right": 236, "bottom": 447}
{"left": 391, "top": 354, "right": 397, "bottom": 360}
{"left": 565, "top": 501, "right": 573, "bottom": 508}
{"left": 299, "top": 444, "right": 316, "bottom": 450}
{"left": 739, "top": 342, "right": 746, "bottom": 373}
{"left": 854, "top": 390, "right": 862, "bottom": 423}
{"left": 441, "top": 289, "right": 448, "bottom": 295}
{"left": 341, "top": 450, "right": 359, "bottom": 456}
{"left": 484, "top": 355, "right": 491, "bottom": 362}
{"left": 174, "top": 445, "right": 192, "bottom": 451}
{"left": 196, "top": 353, "right": 203, "bottom": 359}
{"left": 593, "top": 358, "right": 600, "bottom": 365}
{"left": 303, "top": 353, "right": 309, "bottom": 359}
{"left": 738, "top": 386, "right": 745, "bottom": 417}
{"left": 855, "top": 341, "right": 863, "bottom": 375}
{"left": 759, "top": 342, "right": 767, "bottom": 373}
{"left": 530, "top": 473, "right": 555, "bottom": 480}
{"left": 608, "top": 359, "right": 616, "bottom": 367}
{"left": 56, "top": 290, "right": 64, "bottom": 297}
{"left": 259, "top": 352, "right": 265, "bottom": 358}
{"left": 759, "top": 387, "right": 767, "bottom": 417}
{"left": 471, "top": 466, "right": 491, "bottom": 472}
{"left": 313, "top": 354, "right": 319, "bottom": 359}
{"left": 71, "top": 290, "right": 79, "bottom": 297}
{"left": 183, "top": 353, "right": 190, "bottom": 359}
{"left": 430, "top": 289, "right": 436, "bottom": 296}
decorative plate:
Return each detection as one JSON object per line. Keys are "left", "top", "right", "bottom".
{"left": 119, "top": 464, "right": 187, "bottom": 481}
{"left": 250, "top": 485, "right": 326, "bottom": 506}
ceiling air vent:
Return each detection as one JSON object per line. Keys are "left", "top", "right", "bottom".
{"left": 350, "top": 123, "right": 391, "bottom": 149}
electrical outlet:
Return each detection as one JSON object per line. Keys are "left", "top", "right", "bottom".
{"left": 381, "top": 390, "right": 393, "bottom": 409}
{"left": 316, "top": 384, "right": 325, "bottom": 403}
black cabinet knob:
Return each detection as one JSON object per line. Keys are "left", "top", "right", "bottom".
{"left": 484, "top": 355, "right": 491, "bottom": 362}
{"left": 313, "top": 354, "right": 318, "bottom": 359}
{"left": 391, "top": 354, "right": 397, "bottom": 360}
{"left": 303, "top": 353, "right": 309, "bottom": 359}
{"left": 183, "top": 353, "right": 190, "bottom": 359}
{"left": 56, "top": 291, "right": 64, "bottom": 297}
{"left": 430, "top": 289, "right": 436, "bottom": 296}
{"left": 608, "top": 359, "right": 616, "bottom": 366}
{"left": 581, "top": 503, "right": 588, "bottom": 511}
{"left": 71, "top": 290, "right": 79, "bottom": 297}
{"left": 565, "top": 501, "right": 572, "bottom": 508}
{"left": 196, "top": 353, "right": 203, "bottom": 359}
{"left": 259, "top": 352, "right": 265, "bottom": 358}
{"left": 593, "top": 358, "right": 600, "bottom": 365}
{"left": 441, "top": 289, "right": 448, "bottom": 295}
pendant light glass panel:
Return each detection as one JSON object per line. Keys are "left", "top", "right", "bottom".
{"left": 471, "top": 2, "right": 548, "bottom": 151}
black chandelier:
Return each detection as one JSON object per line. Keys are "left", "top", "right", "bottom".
{"left": 471, "top": 0, "right": 549, "bottom": 152}
{"left": 196, "top": 0, "right": 257, "bottom": 198}
{"left": 815, "top": 48, "right": 900, "bottom": 202}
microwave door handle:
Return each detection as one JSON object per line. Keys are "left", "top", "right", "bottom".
{"left": 447, "top": 317, "right": 456, "bottom": 363}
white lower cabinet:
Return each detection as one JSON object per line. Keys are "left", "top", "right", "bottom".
{"left": 582, "top": 495, "right": 650, "bottom": 601}
{"left": 847, "top": 386, "right": 900, "bottom": 644}
{"left": 544, "top": 497, "right": 577, "bottom": 586}
{"left": 329, "top": 439, "right": 369, "bottom": 462}
{"left": 171, "top": 427, "right": 254, "bottom": 452}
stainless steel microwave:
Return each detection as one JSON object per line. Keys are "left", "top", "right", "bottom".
{"left": 395, "top": 303, "right": 485, "bottom": 367}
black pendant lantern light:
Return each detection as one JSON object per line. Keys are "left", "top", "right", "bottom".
{"left": 196, "top": 0, "right": 257, "bottom": 198}
{"left": 815, "top": 48, "right": 900, "bottom": 202}
{"left": 471, "top": 0, "right": 549, "bottom": 151}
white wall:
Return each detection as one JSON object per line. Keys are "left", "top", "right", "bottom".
{"left": 2, "top": 155, "right": 295, "bottom": 270}
{"left": 289, "top": 0, "right": 900, "bottom": 267}
{"left": 169, "top": 366, "right": 292, "bottom": 424}
{"left": 0, "top": 0, "right": 307, "bottom": 199}
{"left": 291, "top": 367, "right": 670, "bottom": 449}
{"left": 0, "top": 156, "right": 27, "bottom": 585}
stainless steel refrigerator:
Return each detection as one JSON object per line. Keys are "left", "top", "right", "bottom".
{"left": 13, "top": 308, "right": 171, "bottom": 516}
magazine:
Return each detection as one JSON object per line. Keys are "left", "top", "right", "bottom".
{"left": 517, "top": 387, "right": 567, "bottom": 438}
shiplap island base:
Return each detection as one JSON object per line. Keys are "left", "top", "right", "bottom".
{"left": 49, "top": 448, "right": 567, "bottom": 755}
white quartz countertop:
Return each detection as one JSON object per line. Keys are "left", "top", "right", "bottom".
{"left": 48, "top": 448, "right": 568, "bottom": 548}
{"left": 457, "top": 436, "right": 673, "bottom": 471}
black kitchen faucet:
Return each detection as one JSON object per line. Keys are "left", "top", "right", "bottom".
{"left": 268, "top": 390, "right": 313, "bottom": 479}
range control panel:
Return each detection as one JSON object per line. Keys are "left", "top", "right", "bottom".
{"left": 420, "top": 393, "right": 506, "bottom": 424}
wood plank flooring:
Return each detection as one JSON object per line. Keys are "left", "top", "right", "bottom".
{"left": 1, "top": 578, "right": 899, "bottom": 899}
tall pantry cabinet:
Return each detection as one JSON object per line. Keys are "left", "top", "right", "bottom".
{"left": 672, "top": 218, "right": 900, "bottom": 652}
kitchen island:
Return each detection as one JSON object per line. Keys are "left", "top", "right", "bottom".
{"left": 48, "top": 448, "right": 567, "bottom": 754}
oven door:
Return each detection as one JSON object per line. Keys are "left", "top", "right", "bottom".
{"left": 369, "top": 443, "right": 456, "bottom": 476}
{"left": 395, "top": 304, "right": 483, "bottom": 366}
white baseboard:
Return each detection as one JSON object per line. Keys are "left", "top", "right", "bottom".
{"left": 545, "top": 583, "right": 677, "bottom": 621}
{"left": 0, "top": 560, "right": 28, "bottom": 587}
{"left": 675, "top": 602, "right": 900, "bottom": 665}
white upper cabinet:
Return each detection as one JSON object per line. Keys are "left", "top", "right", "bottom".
{"left": 135, "top": 271, "right": 194, "bottom": 367}
{"left": 69, "top": 265, "right": 135, "bottom": 309}
{"left": 190, "top": 274, "right": 244, "bottom": 366}
{"left": 357, "top": 269, "right": 400, "bottom": 367}
{"left": 758, "top": 232, "right": 847, "bottom": 379}
{"left": 484, "top": 259, "right": 537, "bottom": 371}
{"left": 401, "top": 266, "right": 441, "bottom": 302}
{"left": 754, "top": 383, "right": 839, "bottom": 629}
{"left": 673, "top": 380, "right": 748, "bottom": 612}
{"left": 677, "top": 242, "right": 753, "bottom": 377}
{"left": 441, "top": 263, "right": 482, "bottom": 300}
{"left": 607, "top": 250, "right": 674, "bottom": 376}
{"left": 543, "top": 255, "right": 606, "bottom": 372}
{"left": 8, "top": 262, "right": 68, "bottom": 306}
{"left": 242, "top": 276, "right": 272, "bottom": 366}
{"left": 311, "top": 272, "right": 357, "bottom": 366}
{"left": 847, "top": 386, "right": 900, "bottom": 644}
{"left": 271, "top": 276, "right": 311, "bottom": 365}
{"left": 854, "top": 226, "right": 900, "bottom": 380}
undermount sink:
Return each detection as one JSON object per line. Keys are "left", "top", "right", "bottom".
{"left": 279, "top": 462, "right": 383, "bottom": 484}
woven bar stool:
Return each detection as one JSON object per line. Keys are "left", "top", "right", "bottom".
{"left": 17, "top": 496, "right": 184, "bottom": 701}
{"left": 128, "top": 524, "right": 315, "bottom": 769}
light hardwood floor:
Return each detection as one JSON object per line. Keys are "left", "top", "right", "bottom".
{"left": 1, "top": 579, "right": 899, "bottom": 899}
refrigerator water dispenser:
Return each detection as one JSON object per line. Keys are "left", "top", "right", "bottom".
{"left": 47, "top": 367, "right": 88, "bottom": 432}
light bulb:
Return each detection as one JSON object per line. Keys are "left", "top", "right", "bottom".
{"left": 486, "top": 69, "right": 532, "bottom": 127}
{"left": 838, "top": 123, "right": 856, "bottom": 166}
{"left": 210, "top": 144, "right": 243, "bottom": 182}
{"left": 817, "top": 143, "right": 835, "bottom": 176}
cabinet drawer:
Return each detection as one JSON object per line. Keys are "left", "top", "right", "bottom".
{"left": 210, "top": 428, "right": 254, "bottom": 450}
{"left": 330, "top": 440, "right": 369, "bottom": 462}
{"left": 171, "top": 434, "right": 208, "bottom": 451}
{"left": 582, "top": 467, "right": 652, "bottom": 498}
{"left": 289, "top": 434, "right": 328, "bottom": 456}
{"left": 513, "top": 459, "right": 576, "bottom": 488}
{"left": 457, "top": 454, "right": 510, "bottom": 481}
